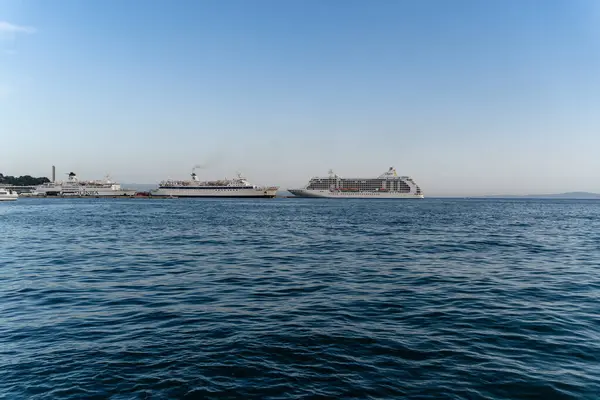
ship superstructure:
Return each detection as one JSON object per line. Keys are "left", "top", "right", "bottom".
{"left": 151, "top": 170, "right": 278, "bottom": 198}
{"left": 289, "top": 167, "right": 423, "bottom": 199}
{"left": 35, "top": 172, "right": 136, "bottom": 197}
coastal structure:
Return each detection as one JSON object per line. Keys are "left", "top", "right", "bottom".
{"left": 0, "top": 184, "right": 37, "bottom": 195}
{"left": 289, "top": 167, "right": 424, "bottom": 198}
{"left": 35, "top": 172, "right": 136, "bottom": 197}
{"left": 151, "top": 170, "right": 278, "bottom": 198}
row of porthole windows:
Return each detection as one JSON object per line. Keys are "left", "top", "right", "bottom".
{"left": 171, "top": 189, "right": 244, "bottom": 191}
{"left": 309, "top": 184, "right": 412, "bottom": 191}
{"left": 331, "top": 192, "right": 416, "bottom": 195}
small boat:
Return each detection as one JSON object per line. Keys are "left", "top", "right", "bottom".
{"left": 0, "top": 188, "right": 19, "bottom": 201}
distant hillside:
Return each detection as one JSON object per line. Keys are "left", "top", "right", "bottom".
{"left": 540, "top": 192, "right": 600, "bottom": 199}
{"left": 0, "top": 173, "right": 50, "bottom": 186}
{"left": 481, "top": 192, "right": 600, "bottom": 199}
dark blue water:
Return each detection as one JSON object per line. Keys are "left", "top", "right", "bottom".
{"left": 1, "top": 198, "right": 599, "bottom": 399}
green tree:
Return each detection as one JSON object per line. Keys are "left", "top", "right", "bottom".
{"left": 0, "top": 173, "right": 50, "bottom": 186}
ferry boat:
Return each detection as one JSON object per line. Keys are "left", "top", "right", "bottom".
{"left": 151, "top": 170, "right": 278, "bottom": 198}
{"left": 289, "top": 167, "right": 424, "bottom": 199}
{"left": 0, "top": 187, "right": 18, "bottom": 201}
{"left": 35, "top": 172, "right": 136, "bottom": 197}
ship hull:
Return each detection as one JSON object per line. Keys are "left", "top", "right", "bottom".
{"left": 288, "top": 189, "right": 424, "bottom": 199}
{"left": 63, "top": 190, "right": 137, "bottom": 197}
{"left": 36, "top": 188, "right": 137, "bottom": 197}
{"left": 151, "top": 188, "right": 278, "bottom": 198}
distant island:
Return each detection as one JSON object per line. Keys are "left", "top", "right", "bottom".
{"left": 479, "top": 192, "right": 600, "bottom": 199}
{"left": 0, "top": 173, "right": 50, "bottom": 186}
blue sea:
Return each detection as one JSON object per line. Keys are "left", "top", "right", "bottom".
{"left": 1, "top": 198, "right": 599, "bottom": 399}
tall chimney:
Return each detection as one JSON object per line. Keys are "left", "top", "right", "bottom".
{"left": 52, "top": 165, "right": 56, "bottom": 182}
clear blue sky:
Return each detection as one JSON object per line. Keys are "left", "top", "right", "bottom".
{"left": 1, "top": 0, "right": 599, "bottom": 195}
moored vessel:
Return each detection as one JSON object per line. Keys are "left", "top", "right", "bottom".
{"left": 35, "top": 172, "right": 136, "bottom": 197}
{"left": 0, "top": 187, "right": 19, "bottom": 201}
{"left": 151, "top": 169, "right": 278, "bottom": 198}
{"left": 289, "top": 167, "right": 424, "bottom": 199}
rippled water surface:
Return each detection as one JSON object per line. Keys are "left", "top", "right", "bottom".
{"left": 1, "top": 198, "right": 600, "bottom": 399}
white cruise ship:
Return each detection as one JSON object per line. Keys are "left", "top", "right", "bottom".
{"left": 35, "top": 172, "right": 136, "bottom": 197}
{"left": 151, "top": 170, "right": 278, "bottom": 198}
{"left": 289, "top": 167, "right": 424, "bottom": 199}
